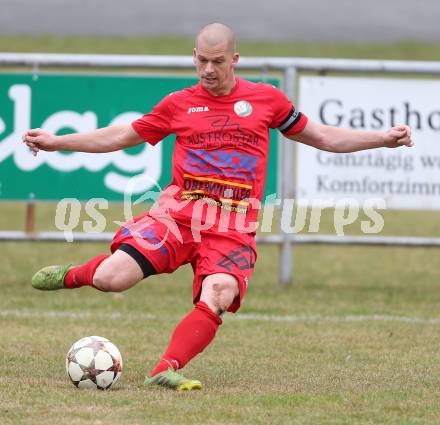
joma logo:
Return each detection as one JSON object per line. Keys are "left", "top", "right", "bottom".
{"left": 187, "top": 106, "right": 210, "bottom": 114}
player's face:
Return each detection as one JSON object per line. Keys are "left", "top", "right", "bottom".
{"left": 193, "top": 41, "right": 239, "bottom": 96}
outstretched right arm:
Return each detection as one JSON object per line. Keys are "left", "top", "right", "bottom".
{"left": 22, "top": 125, "right": 144, "bottom": 156}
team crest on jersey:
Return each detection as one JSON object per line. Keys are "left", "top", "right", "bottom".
{"left": 234, "top": 100, "right": 253, "bottom": 117}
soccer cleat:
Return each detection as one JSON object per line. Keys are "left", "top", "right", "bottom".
{"left": 31, "top": 264, "right": 72, "bottom": 290}
{"left": 144, "top": 368, "right": 202, "bottom": 391}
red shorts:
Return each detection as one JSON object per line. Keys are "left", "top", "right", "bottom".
{"left": 110, "top": 210, "right": 257, "bottom": 313}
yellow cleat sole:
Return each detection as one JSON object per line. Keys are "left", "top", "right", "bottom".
{"left": 176, "top": 381, "right": 202, "bottom": 391}
{"left": 144, "top": 368, "right": 202, "bottom": 390}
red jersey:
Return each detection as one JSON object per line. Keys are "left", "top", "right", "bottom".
{"left": 132, "top": 77, "right": 308, "bottom": 232}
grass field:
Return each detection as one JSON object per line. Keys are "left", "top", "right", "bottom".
{"left": 1, "top": 35, "right": 440, "bottom": 61}
{"left": 2, "top": 36, "right": 440, "bottom": 424}
{"left": 1, "top": 202, "right": 440, "bottom": 425}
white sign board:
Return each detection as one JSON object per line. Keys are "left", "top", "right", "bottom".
{"left": 297, "top": 76, "right": 440, "bottom": 210}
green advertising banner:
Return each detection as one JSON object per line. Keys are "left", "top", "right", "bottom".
{"left": 0, "top": 73, "right": 279, "bottom": 201}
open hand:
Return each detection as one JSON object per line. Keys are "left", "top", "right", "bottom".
{"left": 22, "top": 128, "right": 57, "bottom": 156}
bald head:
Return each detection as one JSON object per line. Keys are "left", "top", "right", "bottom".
{"left": 193, "top": 23, "right": 239, "bottom": 96}
{"left": 196, "top": 23, "right": 236, "bottom": 54}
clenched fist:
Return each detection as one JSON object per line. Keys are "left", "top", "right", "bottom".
{"left": 383, "top": 125, "right": 413, "bottom": 149}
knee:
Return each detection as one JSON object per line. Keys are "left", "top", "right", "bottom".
{"left": 92, "top": 250, "right": 144, "bottom": 292}
{"left": 211, "top": 281, "right": 237, "bottom": 313}
{"left": 201, "top": 274, "right": 239, "bottom": 314}
{"left": 93, "top": 266, "right": 125, "bottom": 292}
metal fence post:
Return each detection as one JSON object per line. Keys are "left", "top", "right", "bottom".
{"left": 2, "top": 53, "right": 440, "bottom": 283}
{"left": 279, "top": 66, "right": 297, "bottom": 286}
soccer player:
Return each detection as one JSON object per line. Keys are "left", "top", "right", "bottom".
{"left": 24, "top": 23, "right": 413, "bottom": 391}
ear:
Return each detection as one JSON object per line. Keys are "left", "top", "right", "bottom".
{"left": 193, "top": 48, "right": 197, "bottom": 65}
{"left": 232, "top": 52, "right": 240, "bottom": 66}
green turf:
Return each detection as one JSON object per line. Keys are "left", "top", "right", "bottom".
{"left": 1, "top": 35, "right": 440, "bottom": 61}
{"left": 1, "top": 210, "right": 440, "bottom": 424}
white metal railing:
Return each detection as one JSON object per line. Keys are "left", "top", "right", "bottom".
{"left": 2, "top": 52, "right": 440, "bottom": 73}
{"left": 1, "top": 52, "right": 440, "bottom": 286}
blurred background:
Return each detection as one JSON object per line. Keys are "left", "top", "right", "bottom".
{"left": 1, "top": 0, "right": 440, "bottom": 58}
{"left": 1, "top": 0, "right": 440, "bottom": 42}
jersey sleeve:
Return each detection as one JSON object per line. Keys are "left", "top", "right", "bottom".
{"left": 131, "top": 94, "right": 174, "bottom": 145}
{"left": 268, "top": 85, "right": 308, "bottom": 136}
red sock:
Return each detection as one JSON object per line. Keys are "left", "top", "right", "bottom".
{"left": 149, "top": 301, "right": 222, "bottom": 377}
{"left": 64, "top": 254, "right": 109, "bottom": 289}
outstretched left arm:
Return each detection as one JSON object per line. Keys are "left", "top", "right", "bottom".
{"left": 287, "top": 120, "right": 413, "bottom": 153}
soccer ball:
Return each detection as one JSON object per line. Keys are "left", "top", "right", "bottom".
{"left": 66, "top": 336, "right": 123, "bottom": 390}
